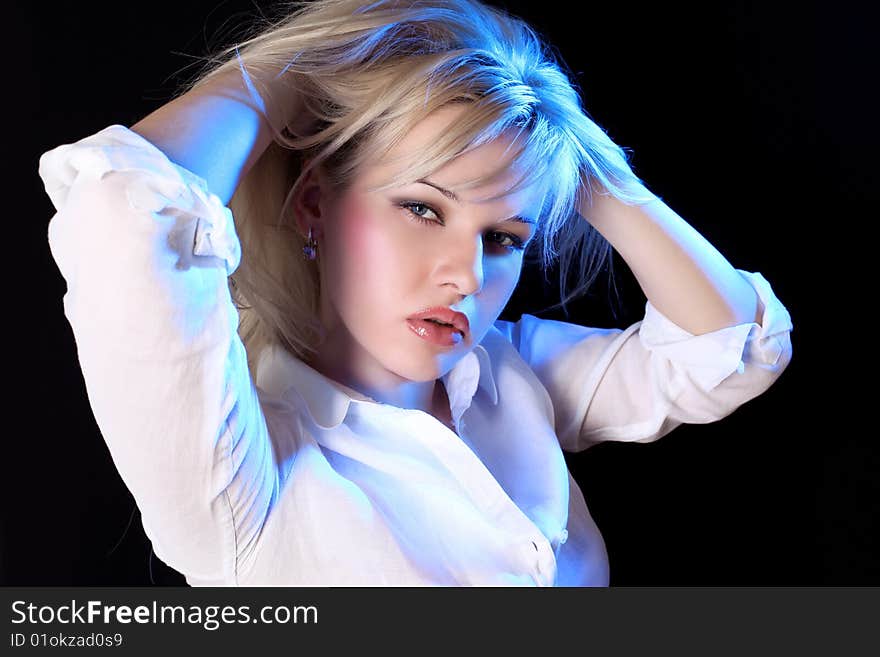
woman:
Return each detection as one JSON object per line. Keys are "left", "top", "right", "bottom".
{"left": 38, "top": 0, "right": 793, "bottom": 585}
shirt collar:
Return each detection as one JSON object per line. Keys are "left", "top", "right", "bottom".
{"left": 255, "top": 343, "right": 499, "bottom": 430}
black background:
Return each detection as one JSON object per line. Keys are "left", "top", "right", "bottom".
{"left": 6, "top": 0, "right": 873, "bottom": 585}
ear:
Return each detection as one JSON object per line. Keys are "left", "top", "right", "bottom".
{"left": 291, "top": 163, "right": 329, "bottom": 241}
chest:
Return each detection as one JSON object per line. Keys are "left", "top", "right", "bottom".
{"left": 430, "top": 378, "right": 569, "bottom": 546}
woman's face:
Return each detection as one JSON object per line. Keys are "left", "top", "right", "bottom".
{"left": 298, "top": 105, "right": 545, "bottom": 406}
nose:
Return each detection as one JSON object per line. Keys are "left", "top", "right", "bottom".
{"left": 440, "top": 234, "right": 484, "bottom": 297}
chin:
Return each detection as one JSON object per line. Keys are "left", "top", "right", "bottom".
{"left": 384, "top": 352, "right": 444, "bottom": 384}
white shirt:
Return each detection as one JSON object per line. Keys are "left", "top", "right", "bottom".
{"left": 38, "top": 125, "right": 794, "bottom": 586}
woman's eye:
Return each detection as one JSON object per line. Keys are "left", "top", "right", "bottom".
{"left": 401, "top": 202, "right": 440, "bottom": 222}
{"left": 488, "top": 231, "right": 526, "bottom": 251}
{"left": 398, "top": 201, "right": 526, "bottom": 253}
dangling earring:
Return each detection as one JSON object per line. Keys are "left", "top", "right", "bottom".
{"left": 302, "top": 226, "right": 317, "bottom": 260}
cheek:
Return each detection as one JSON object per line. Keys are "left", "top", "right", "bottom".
{"left": 480, "top": 257, "right": 523, "bottom": 308}
{"left": 328, "top": 201, "right": 422, "bottom": 309}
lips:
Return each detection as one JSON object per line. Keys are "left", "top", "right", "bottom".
{"left": 407, "top": 307, "right": 470, "bottom": 339}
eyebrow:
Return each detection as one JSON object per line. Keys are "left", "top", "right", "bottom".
{"left": 416, "top": 179, "right": 537, "bottom": 226}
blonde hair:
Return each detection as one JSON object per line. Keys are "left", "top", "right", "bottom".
{"left": 178, "top": 0, "right": 656, "bottom": 379}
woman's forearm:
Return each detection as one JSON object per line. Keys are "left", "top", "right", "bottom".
{"left": 130, "top": 69, "right": 276, "bottom": 205}
{"left": 581, "top": 182, "right": 762, "bottom": 336}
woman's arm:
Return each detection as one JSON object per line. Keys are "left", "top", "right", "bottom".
{"left": 580, "top": 181, "right": 762, "bottom": 336}
{"left": 39, "top": 124, "right": 280, "bottom": 585}
{"left": 38, "top": 62, "right": 302, "bottom": 580}
{"left": 130, "top": 66, "right": 281, "bottom": 205}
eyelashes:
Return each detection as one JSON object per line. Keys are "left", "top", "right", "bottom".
{"left": 397, "top": 201, "right": 527, "bottom": 252}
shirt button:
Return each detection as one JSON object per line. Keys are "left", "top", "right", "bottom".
{"left": 553, "top": 529, "right": 569, "bottom": 551}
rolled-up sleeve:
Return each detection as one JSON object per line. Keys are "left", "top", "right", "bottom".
{"left": 496, "top": 270, "right": 793, "bottom": 452}
{"left": 39, "top": 125, "right": 277, "bottom": 584}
